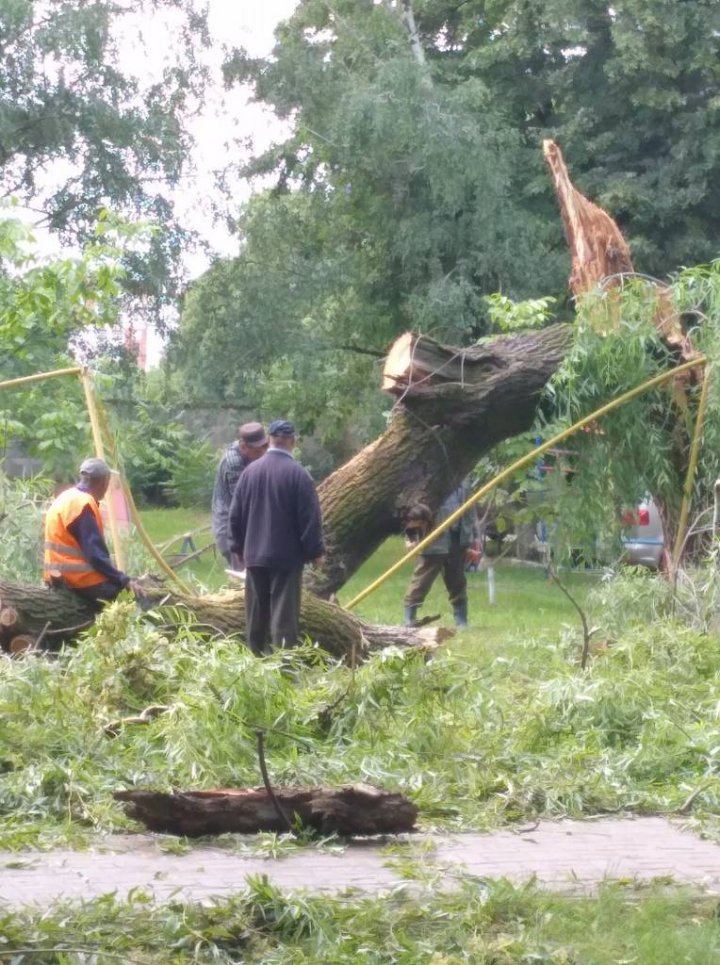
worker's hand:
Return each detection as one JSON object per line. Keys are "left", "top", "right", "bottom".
{"left": 230, "top": 552, "right": 244, "bottom": 570}
{"left": 127, "top": 579, "right": 148, "bottom": 598}
{"left": 312, "top": 555, "right": 325, "bottom": 567}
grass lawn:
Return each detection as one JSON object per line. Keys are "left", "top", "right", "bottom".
{"left": 5, "top": 880, "right": 720, "bottom": 964}
{"left": 341, "top": 536, "right": 596, "bottom": 644}
{"left": 138, "top": 506, "right": 227, "bottom": 591}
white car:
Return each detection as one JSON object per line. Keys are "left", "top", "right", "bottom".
{"left": 621, "top": 498, "right": 666, "bottom": 570}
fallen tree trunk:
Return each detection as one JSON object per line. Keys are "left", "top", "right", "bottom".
{"left": 313, "top": 323, "right": 573, "bottom": 596}
{"left": 114, "top": 784, "right": 418, "bottom": 836}
{"left": 0, "top": 578, "right": 452, "bottom": 659}
{"left": 0, "top": 581, "right": 93, "bottom": 651}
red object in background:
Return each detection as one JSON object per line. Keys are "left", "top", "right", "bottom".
{"left": 621, "top": 506, "right": 651, "bottom": 527}
{"left": 465, "top": 547, "right": 481, "bottom": 567}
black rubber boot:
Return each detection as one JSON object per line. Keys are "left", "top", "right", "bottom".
{"left": 453, "top": 601, "right": 468, "bottom": 627}
{"left": 404, "top": 605, "right": 419, "bottom": 627}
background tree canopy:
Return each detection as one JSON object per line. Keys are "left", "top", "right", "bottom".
{"left": 169, "top": 0, "right": 720, "bottom": 443}
{"left": 0, "top": 0, "right": 211, "bottom": 318}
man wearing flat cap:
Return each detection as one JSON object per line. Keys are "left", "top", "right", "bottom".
{"left": 211, "top": 421, "right": 269, "bottom": 564}
{"left": 43, "top": 458, "right": 145, "bottom": 607}
{"left": 229, "top": 419, "right": 324, "bottom": 655}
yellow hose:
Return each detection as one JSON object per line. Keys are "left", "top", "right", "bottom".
{"left": 0, "top": 366, "right": 83, "bottom": 390}
{"left": 672, "top": 365, "right": 712, "bottom": 570}
{"left": 119, "top": 474, "right": 193, "bottom": 595}
{"left": 93, "top": 393, "right": 194, "bottom": 595}
{"left": 344, "top": 355, "right": 706, "bottom": 611}
{"left": 80, "top": 368, "right": 126, "bottom": 572}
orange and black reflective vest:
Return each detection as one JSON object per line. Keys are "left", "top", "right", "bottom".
{"left": 43, "top": 487, "right": 106, "bottom": 589}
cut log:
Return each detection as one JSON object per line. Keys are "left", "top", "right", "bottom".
{"left": 114, "top": 784, "right": 418, "bottom": 836}
{"left": 8, "top": 634, "right": 35, "bottom": 655}
{"left": 0, "top": 606, "right": 18, "bottom": 629}
{"left": 0, "top": 580, "right": 93, "bottom": 652}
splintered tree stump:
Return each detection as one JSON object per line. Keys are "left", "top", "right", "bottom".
{"left": 543, "top": 137, "right": 702, "bottom": 554}
{"left": 114, "top": 784, "right": 418, "bottom": 837}
{"left": 542, "top": 138, "right": 698, "bottom": 367}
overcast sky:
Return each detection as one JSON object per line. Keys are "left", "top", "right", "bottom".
{"left": 15, "top": 1, "right": 300, "bottom": 363}
{"left": 170, "top": 0, "right": 299, "bottom": 273}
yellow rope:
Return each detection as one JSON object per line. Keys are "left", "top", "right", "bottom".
{"left": 344, "top": 355, "right": 707, "bottom": 611}
{"left": 118, "top": 473, "right": 194, "bottom": 595}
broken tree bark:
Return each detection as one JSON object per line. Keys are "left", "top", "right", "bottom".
{"left": 543, "top": 138, "right": 697, "bottom": 366}
{"left": 543, "top": 138, "right": 633, "bottom": 297}
{"left": 114, "top": 784, "right": 418, "bottom": 836}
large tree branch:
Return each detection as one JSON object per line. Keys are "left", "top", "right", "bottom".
{"left": 311, "top": 324, "right": 572, "bottom": 596}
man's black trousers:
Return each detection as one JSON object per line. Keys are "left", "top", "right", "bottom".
{"left": 245, "top": 566, "right": 303, "bottom": 656}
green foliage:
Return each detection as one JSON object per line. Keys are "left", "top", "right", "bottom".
{"left": 0, "top": 212, "right": 155, "bottom": 480}
{"left": 4, "top": 528, "right": 720, "bottom": 961}
{"left": 173, "top": 2, "right": 564, "bottom": 440}
{"left": 171, "top": 0, "right": 720, "bottom": 445}
{"left": 3, "top": 879, "right": 720, "bottom": 963}
{"left": 531, "top": 263, "right": 720, "bottom": 561}
{"left": 4, "top": 554, "right": 720, "bottom": 852}
{"left": 116, "top": 404, "right": 215, "bottom": 507}
{"left": 0, "top": 0, "right": 211, "bottom": 311}
{"left": 412, "top": 0, "right": 720, "bottom": 278}
{"left": 484, "top": 293, "right": 557, "bottom": 334}
{"left": 0, "top": 472, "right": 51, "bottom": 581}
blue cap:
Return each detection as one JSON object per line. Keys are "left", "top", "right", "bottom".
{"left": 268, "top": 419, "right": 296, "bottom": 437}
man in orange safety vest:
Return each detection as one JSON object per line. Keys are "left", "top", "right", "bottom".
{"left": 44, "top": 457, "right": 145, "bottom": 608}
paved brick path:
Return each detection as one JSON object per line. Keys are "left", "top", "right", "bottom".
{"left": 2, "top": 817, "right": 720, "bottom": 907}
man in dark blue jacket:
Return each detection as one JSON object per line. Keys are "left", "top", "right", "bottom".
{"left": 228, "top": 420, "right": 324, "bottom": 655}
